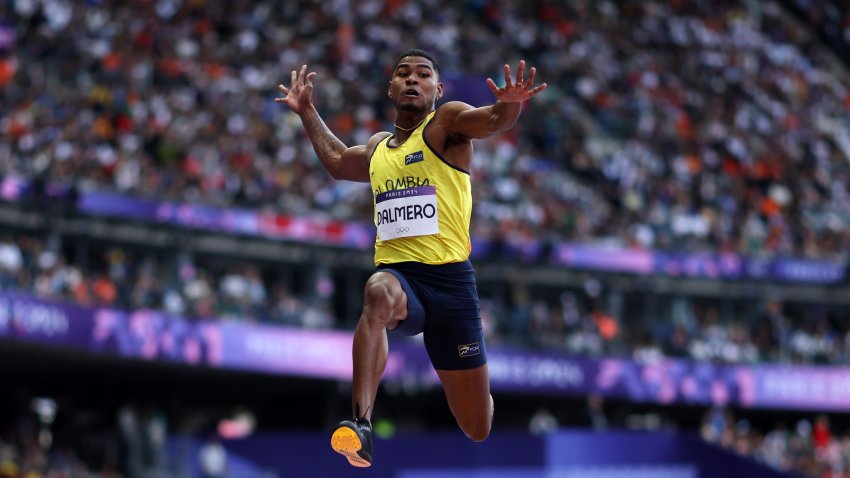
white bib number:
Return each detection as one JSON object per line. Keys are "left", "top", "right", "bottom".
{"left": 375, "top": 186, "right": 439, "bottom": 241}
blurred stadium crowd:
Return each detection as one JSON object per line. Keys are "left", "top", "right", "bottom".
{"left": 0, "top": 401, "right": 204, "bottom": 478}
{"left": 1, "top": 231, "right": 848, "bottom": 366}
{"left": 1, "top": 0, "right": 850, "bottom": 258}
{"left": 700, "top": 408, "right": 850, "bottom": 478}
{"left": 2, "top": 0, "right": 850, "bottom": 477}
{"left": 3, "top": 400, "right": 850, "bottom": 478}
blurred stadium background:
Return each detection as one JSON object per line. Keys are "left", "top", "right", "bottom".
{"left": 1, "top": 0, "right": 850, "bottom": 476}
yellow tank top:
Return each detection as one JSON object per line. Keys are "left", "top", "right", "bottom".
{"left": 369, "top": 111, "right": 472, "bottom": 265}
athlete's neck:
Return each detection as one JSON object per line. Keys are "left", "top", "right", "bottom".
{"left": 393, "top": 111, "right": 431, "bottom": 134}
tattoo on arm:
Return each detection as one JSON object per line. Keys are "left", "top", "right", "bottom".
{"left": 300, "top": 105, "right": 347, "bottom": 174}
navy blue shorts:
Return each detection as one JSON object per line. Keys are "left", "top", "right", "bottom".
{"left": 377, "top": 260, "right": 487, "bottom": 371}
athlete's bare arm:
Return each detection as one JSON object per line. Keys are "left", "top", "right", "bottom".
{"left": 427, "top": 60, "right": 546, "bottom": 170}
{"left": 434, "top": 60, "right": 546, "bottom": 139}
{"left": 277, "top": 65, "right": 385, "bottom": 183}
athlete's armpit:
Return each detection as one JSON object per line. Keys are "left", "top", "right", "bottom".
{"left": 335, "top": 132, "right": 391, "bottom": 183}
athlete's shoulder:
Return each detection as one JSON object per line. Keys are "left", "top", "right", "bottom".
{"left": 367, "top": 131, "right": 392, "bottom": 153}
{"left": 434, "top": 101, "right": 475, "bottom": 117}
{"left": 430, "top": 102, "right": 475, "bottom": 133}
{"left": 369, "top": 131, "right": 392, "bottom": 145}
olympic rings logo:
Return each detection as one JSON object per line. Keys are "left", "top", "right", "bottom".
{"left": 396, "top": 227, "right": 410, "bottom": 234}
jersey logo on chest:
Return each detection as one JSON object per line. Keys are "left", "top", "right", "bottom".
{"left": 404, "top": 151, "right": 424, "bottom": 165}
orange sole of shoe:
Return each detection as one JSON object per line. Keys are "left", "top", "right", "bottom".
{"left": 331, "top": 426, "right": 371, "bottom": 468}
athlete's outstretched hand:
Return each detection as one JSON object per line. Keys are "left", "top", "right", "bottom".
{"left": 486, "top": 60, "right": 547, "bottom": 103}
{"left": 276, "top": 65, "right": 316, "bottom": 114}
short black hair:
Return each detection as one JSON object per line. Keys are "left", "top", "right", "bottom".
{"left": 393, "top": 48, "right": 440, "bottom": 75}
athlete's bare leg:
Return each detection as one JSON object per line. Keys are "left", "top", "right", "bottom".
{"left": 351, "top": 271, "right": 408, "bottom": 420}
{"left": 437, "top": 364, "right": 493, "bottom": 441}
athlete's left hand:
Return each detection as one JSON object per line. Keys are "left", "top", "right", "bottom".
{"left": 486, "top": 60, "right": 548, "bottom": 103}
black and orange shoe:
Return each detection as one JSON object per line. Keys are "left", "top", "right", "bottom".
{"left": 331, "top": 417, "right": 373, "bottom": 467}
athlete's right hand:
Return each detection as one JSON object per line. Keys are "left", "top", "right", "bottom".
{"left": 276, "top": 64, "right": 315, "bottom": 114}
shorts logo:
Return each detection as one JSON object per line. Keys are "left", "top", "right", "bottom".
{"left": 458, "top": 342, "right": 480, "bottom": 358}
{"left": 404, "top": 151, "right": 424, "bottom": 165}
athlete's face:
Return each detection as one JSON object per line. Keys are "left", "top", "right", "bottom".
{"left": 388, "top": 56, "right": 442, "bottom": 112}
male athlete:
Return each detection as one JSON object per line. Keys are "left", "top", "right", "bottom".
{"left": 276, "top": 49, "right": 546, "bottom": 467}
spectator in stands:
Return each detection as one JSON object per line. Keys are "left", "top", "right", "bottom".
{"left": 198, "top": 435, "right": 228, "bottom": 478}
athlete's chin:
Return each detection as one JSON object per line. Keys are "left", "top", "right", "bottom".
{"left": 398, "top": 102, "right": 427, "bottom": 112}
{"left": 396, "top": 96, "right": 430, "bottom": 110}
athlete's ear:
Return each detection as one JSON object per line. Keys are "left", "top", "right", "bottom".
{"left": 388, "top": 82, "right": 392, "bottom": 98}
{"left": 436, "top": 82, "right": 443, "bottom": 100}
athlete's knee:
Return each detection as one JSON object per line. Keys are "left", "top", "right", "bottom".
{"left": 362, "top": 274, "right": 402, "bottom": 324}
{"left": 460, "top": 398, "right": 493, "bottom": 442}
{"left": 461, "top": 415, "right": 491, "bottom": 442}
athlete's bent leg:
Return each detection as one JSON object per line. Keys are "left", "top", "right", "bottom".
{"left": 332, "top": 272, "right": 408, "bottom": 468}
{"left": 436, "top": 364, "right": 493, "bottom": 442}
{"left": 352, "top": 271, "right": 408, "bottom": 419}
